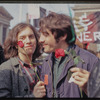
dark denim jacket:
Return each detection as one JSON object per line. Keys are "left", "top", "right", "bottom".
{"left": 0, "top": 57, "right": 36, "bottom": 97}
{"left": 41, "top": 45, "right": 99, "bottom": 98}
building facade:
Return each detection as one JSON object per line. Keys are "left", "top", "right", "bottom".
{"left": 0, "top": 6, "right": 13, "bottom": 45}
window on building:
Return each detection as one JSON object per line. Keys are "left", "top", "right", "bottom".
{"left": 2, "top": 27, "right": 7, "bottom": 44}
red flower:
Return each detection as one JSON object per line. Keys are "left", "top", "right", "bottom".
{"left": 17, "top": 41, "right": 24, "bottom": 48}
{"left": 55, "top": 49, "right": 65, "bottom": 58}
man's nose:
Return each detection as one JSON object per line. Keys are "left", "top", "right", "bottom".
{"left": 39, "top": 34, "right": 45, "bottom": 43}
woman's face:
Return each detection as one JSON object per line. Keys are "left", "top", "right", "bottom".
{"left": 17, "top": 27, "right": 36, "bottom": 57}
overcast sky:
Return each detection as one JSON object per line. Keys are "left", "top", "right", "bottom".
{"left": 0, "top": 3, "right": 75, "bottom": 28}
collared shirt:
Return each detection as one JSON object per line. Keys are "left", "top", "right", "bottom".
{"left": 17, "top": 57, "right": 41, "bottom": 93}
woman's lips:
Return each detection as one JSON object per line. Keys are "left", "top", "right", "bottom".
{"left": 25, "top": 46, "right": 33, "bottom": 48}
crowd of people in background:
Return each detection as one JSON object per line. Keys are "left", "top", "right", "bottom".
{"left": 0, "top": 12, "right": 100, "bottom": 98}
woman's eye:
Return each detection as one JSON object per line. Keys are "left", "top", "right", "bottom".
{"left": 19, "top": 37, "right": 25, "bottom": 40}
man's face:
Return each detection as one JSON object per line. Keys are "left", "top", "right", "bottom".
{"left": 39, "top": 29, "right": 61, "bottom": 53}
{"left": 17, "top": 27, "right": 36, "bottom": 56}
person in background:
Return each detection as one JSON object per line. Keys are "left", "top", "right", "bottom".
{"left": 96, "top": 51, "right": 100, "bottom": 59}
{"left": 0, "top": 44, "right": 5, "bottom": 65}
{"left": 0, "top": 23, "right": 46, "bottom": 98}
{"left": 87, "top": 58, "right": 100, "bottom": 97}
{"left": 38, "top": 12, "right": 99, "bottom": 98}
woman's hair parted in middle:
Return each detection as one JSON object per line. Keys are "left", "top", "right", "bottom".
{"left": 4, "top": 22, "right": 41, "bottom": 61}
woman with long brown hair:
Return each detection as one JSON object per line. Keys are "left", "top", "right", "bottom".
{"left": 0, "top": 23, "right": 46, "bottom": 98}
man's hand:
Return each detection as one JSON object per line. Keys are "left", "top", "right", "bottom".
{"left": 70, "top": 67, "right": 90, "bottom": 94}
{"left": 33, "top": 81, "right": 46, "bottom": 98}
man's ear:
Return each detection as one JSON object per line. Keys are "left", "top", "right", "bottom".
{"left": 60, "top": 34, "right": 67, "bottom": 41}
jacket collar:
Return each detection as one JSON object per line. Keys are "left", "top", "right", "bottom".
{"left": 10, "top": 57, "right": 20, "bottom": 68}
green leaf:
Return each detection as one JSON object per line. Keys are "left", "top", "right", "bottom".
{"left": 64, "top": 50, "right": 69, "bottom": 55}
{"left": 70, "top": 49, "right": 77, "bottom": 57}
{"left": 74, "top": 56, "right": 85, "bottom": 65}
{"left": 74, "top": 56, "right": 80, "bottom": 65}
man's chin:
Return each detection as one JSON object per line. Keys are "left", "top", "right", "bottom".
{"left": 26, "top": 50, "right": 34, "bottom": 55}
{"left": 43, "top": 49, "right": 52, "bottom": 53}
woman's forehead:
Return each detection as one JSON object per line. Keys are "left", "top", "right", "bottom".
{"left": 17, "top": 27, "right": 34, "bottom": 37}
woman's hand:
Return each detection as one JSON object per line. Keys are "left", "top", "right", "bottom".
{"left": 33, "top": 81, "right": 46, "bottom": 98}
